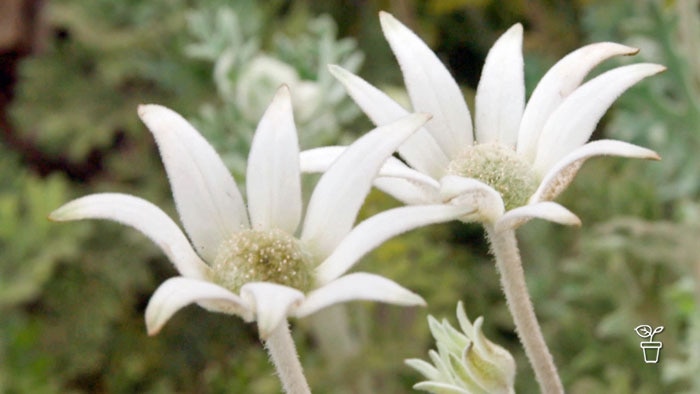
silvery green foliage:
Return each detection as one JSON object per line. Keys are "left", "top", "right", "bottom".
{"left": 185, "top": 3, "right": 363, "bottom": 178}
{"left": 406, "top": 302, "right": 516, "bottom": 394}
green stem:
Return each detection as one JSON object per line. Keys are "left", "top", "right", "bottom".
{"left": 485, "top": 224, "right": 564, "bottom": 394}
{"left": 264, "top": 321, "right": 312, "bottom": 394}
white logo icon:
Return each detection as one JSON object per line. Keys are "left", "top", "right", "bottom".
{"left": 634, "top": 324, "right": 664, "bottom": 364}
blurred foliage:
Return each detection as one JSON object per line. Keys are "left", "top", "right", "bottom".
{"left": 2, "top": 0, "right": 698, "bottom": 393}
{"left": 9, "top": 0, "right": 209, "bottom": 163}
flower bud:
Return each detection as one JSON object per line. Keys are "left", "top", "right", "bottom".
{"left": 406, "top": 301, "right": 516, "bottom": 394}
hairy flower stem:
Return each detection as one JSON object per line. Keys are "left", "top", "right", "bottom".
{"left": 485, "top": 225, "right": 564, "bottom": 394}
{"left": 264, "top": 321, "right": 311, "bottom": 394}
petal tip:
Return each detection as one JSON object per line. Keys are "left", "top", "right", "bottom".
{"left": 654, "top": 64, "right": 668, "bottom": 74}
{"left": 47, "top": 209, "right": 62, "bottom": 222}
{"left": 379, "top": 11, "right": 400, "bottom": 31}
{"left": 145, "top": 315, "right": 164, "bottom": 336}
{"left": 327, "top": 64, "right": 347, "bottom": 81}
{"left": 137, "top": 104, "right": 158, "bottom": 119}
{"left": 418, "top": 112, "right": 433, "bottom": 122}
{"left": 275, "top": 84, "right": 291, "bottom": 98}
{"left": 146, "top": 326, "right": 161, "bottom": 336}
{"left": 558, "top": 211, "right": 582, "bottom": 227}
{"left": 510, "top": 23, "right": 524, "bottom": 34}
{"left": 48, "top": 204, "right": 75, "bottom": 222}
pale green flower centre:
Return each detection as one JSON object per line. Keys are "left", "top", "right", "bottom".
{"left": 212, "top": 228, "right": 314, "bottom": 293}
{"left": 446, "top": 143, "right": 539, "bottom": 211}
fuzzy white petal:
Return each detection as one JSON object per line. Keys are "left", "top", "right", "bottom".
{"left": 295, "top": 273, "right": 425, "bottom": 317}
{"left": 300, "top": 146, "right": 440, "bottom": 187}
{"left": 246, "top": 86, "right": 302, "bottom": 233}
{"left": 532, "top": 139, "right": 660, "bottom": 202}
{"left": 145, "top": 277, "right": 249, "bottom": 335}
{"left": 379, "top": 157, "right": 444, "bottom": 186}
{"left": 533, "top": 63, "right": 665, "bottom": 173}
{"left": 475, "top": 24, "right": 524, "bottom": 147}
{"left": 329, "top": 64, "right": 449, "bottom": 177}
{"left": 240, "top": 282, "right": 305, "bottom": 339}
{"left": 379, "top": 11, "right": 472, "bottom": 158}
{"left": 496, "top": 202, "right": 581, "bottom": 232}
{"left": 517, "top": 42, "right": 639, "bottom": 161}
{"left": 374, "top": 177, "right": 441, "bottom": 205}
{"left": 300, "top": 146, "right": 441, "bottom": 204}
{"left": 440, "top": 176, "right": 505, "bottom": 224}
{"left": 316, "top": 204, "right": 472, "bottom": 283}
{"left": 299, "top": 146, "right": 345, "bottom": 173}
{"left": 302, "top": 113, "right": 430, "bottom": 258}
{"left": 138, "top": 104, "right": 248, "bottom": 261}
{"left": 50, "top": 193, "right": 209, "bottom": 279}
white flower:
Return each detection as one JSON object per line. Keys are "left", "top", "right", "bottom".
{"left": 50, "top": 86, "right": 472, "bottom": 338}
{"left": 302, "top": 12, "right": 663, "bottom": 231}
{"left": 406, "top": 302, "right": 516, "bottom": 394}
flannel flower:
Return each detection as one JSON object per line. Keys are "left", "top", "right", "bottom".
{"left": 302, "top": 12, "right": 663, "bottom": 231}
{"left": 50, "top": 86, "right": 472, "bottom": 338}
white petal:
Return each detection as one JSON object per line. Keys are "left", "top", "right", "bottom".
{"left": 138, "top": 104, "right": 249, "bottom": 261}
{"left": 496, "top": 201, "right": 581, "bottom": 232}
{"left": 380, "top": 157, "right": 444, "bottom": 186}
{"left": 533, "top": 63, "right": 665, "bottom": 173}
{"left": 316, "top": 204, "right": 473, "bottom": 283}
{"left": 240, "top": 282, "right": 305, "bottom": 339}
{"left": 374, "top": 177, "right": 441, "bottom": 205}
{"left": 246, "top": 86, "right": 302, "bottom": 233}
{"left": 295, "top": 272, "right": 425, "bottom": 317}
{"left": 300, "top": 146, "right": 441, "bottom": 205}
{"left": 145, "top": 277, "right": 249, "bottom": 335}
{"left": 299, "top": 146, "right": 345, "bottom": 173}
{"left": 440, "top": 176, "right": 504, "bottom": 224}
{"left": 379, "top": 11, "right": 472, "bottom": 158}
{"left": 475, "top": 24, "right": 524, "bottom": 147}
{"left": 301, "top": 113, "right": 430, "bottom": 258}
{"left": 329, "top": 64, "right": 449, "bottom": 177}
{"left": 300, "top": 146, "right": 440, "bottom": 187}
{"left": 398, "top": 128, "right": 452, "bottom": 179}
{"left": 50, "top": 193, "right": 209, "bottom": 279}
{"left": 517, "top": 42, "right": 640, "bottom": 161}
{"left": 327, "top": 65, "right": 405, "bottom": 125}
{"left": 531, "top": 139, "right": 660, "bottom": 202}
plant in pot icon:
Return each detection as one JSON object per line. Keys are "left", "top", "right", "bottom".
{"left": 634, "top": 325, "right": 664, "bottom": 363}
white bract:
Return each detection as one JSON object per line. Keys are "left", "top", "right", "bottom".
{"left": 51, "top": 86, "right": 472, "bottom": 338}
{"left": 302, "top": 12, "right": 663, "bottom": 231}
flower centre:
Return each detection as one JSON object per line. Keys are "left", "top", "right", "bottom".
{"left": 446, "top": 143, "right": 539, "bottom": 210}
{"left": 212, "top": 228, "right": 314, "bottom": 293}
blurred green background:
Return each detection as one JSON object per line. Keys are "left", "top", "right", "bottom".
{"left": 1, "top": 0, "right": 698, "bottom": 392}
